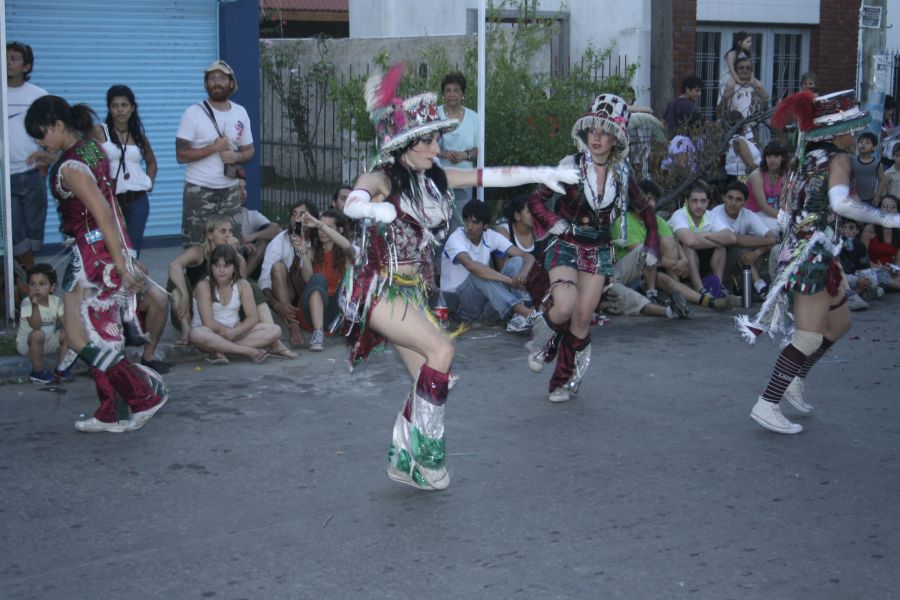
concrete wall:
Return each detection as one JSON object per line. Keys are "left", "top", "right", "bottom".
{"left": 697, "top": 0, "right": 820, "bottom": 24}
{"left": 348, "top": 0, "right": 654, "bottom": 103}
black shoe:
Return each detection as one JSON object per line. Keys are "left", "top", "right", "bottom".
{"left": 123, "top": 319, "right": 150, "bottom": 347}
{"left": 141, "top": 357, "right": 171, "bottom": 374}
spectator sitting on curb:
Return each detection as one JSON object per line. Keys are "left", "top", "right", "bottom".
{"left": 710, "top": 180, "right": 776, "bottom": 298}
{"left": 611, "top": 180, "right": 709, "bottom": 314}
{"left": 168, "top": 215, "right": 296, "bottom": 357}
{"left": 235, "top": 179, "right": 280, "bottom": 280}
{"left": 16, "top": 263, "right": 72, "bottom": 384}
{"left": 297, "top": 209, "right": 355, "bottom": 351}
{"left": 668, "top": 182, "right": 736, "bottom": 300}
{"left": 259, "top": 200, "right": 316, "bottom": 348}
{"left": 838, "top": 220, "right": 872, "bottom": 310}
{"left": 440, "top": 200, "right": 538, "bottom": 333}
{"left": 135, "top": 260, "right": 173, "bottom": 374}
{"left": 493, "top": 194, "right": 550, "bottom": 308}
{"left": 189, "top": 244, "right": 281, "bottom": 364}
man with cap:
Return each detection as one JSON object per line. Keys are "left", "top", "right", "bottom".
{"left": 175, "top": 60, "right": 253, "bottom": 245}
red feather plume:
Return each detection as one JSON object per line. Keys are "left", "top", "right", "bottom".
{"left": 772, "top": 90, "right": 815, "bottom": 132}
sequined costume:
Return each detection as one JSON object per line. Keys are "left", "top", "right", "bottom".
{"left": 340, "top": 162, "right": 452, "bottom": 489}
{"left": 528, "top": 153, "right": 658, "bottom": 395}
{"left": 51, "top": 138, "right": 167, "bottom": 426}
{"left": 736, "top": 144, "right": 844, "bottom": 342}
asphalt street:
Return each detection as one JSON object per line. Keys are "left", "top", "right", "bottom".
{"left": 1, "top": 294, "right": 898, "bottom": 599}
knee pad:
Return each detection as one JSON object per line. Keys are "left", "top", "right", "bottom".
{"left": 793, "top": 330, "right": 823, "bottom": 356}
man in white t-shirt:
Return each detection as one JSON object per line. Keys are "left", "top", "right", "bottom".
{"left": 236, "top": 180, "right": 280, "bottom": 279}
{"left": 710, "top": 180, "right": 775, "bottom": 297}
{"left": 176, "top": 60, "right": 254, "bottom": 246}
{"left": 668, "top": 183, "right": 737, "bottom": 296}
{"left": 6, "top": 42, "right": 54, "bottom": 269}
{"left": 440, "top": 200, "right": 537, "bottom": 333}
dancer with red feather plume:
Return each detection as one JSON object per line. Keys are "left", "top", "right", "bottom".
{"left": 737, "top": 90, "right": 900, "bottom": 434}
{"left": 339, "top": 65, "right": 578, "bottom": 490}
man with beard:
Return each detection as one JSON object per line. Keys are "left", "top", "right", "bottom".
{"left": 176, "top": 60, "right": 254, "bottom": 245}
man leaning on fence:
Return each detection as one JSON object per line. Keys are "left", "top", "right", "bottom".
{"left": 175, "top": 60, "right": 253, "bottom": 246}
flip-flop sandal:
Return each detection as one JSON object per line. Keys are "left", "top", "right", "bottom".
{"left": 252, "top": 351, "right": 269, "bottom": 364}
{"left": 205, "top": 354, "right": 230, "bottom": 365}
{"left": 270, "top": 348, "right": 299, "bottom": 359}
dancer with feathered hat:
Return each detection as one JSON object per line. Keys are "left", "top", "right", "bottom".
{"left": 737, "top": 90, "right": 900, "bottom": 434}
{"left": 340, "top": 65, "right": 578, "bottom": 490}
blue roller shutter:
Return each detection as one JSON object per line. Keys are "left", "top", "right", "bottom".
{"left": 5, "top": 0, "right": 218, "bottom": 244}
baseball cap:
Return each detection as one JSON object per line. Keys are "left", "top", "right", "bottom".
{"left": 204, "top": 60, "right": 237, "bottom": 94}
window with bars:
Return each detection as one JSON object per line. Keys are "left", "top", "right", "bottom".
{"left": 773, "top": 33, "right": 803, "bottom": 101}
{"left": 695, "top": 31, "right": 721, "bottom": 119}
{"left": 696, "top": 26, "right": 809, "bottom": 118}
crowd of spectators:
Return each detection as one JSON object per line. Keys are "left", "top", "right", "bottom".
{"left": 7, "top": 45, "right": 900, "bottom": 386}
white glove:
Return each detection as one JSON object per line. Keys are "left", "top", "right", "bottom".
{"left": 344, "top": 189, "right": 397, "bottom": 224}
{"left": 548, "top": 219, "right": 570, "bottom": 236}
{"left": 481, "top": 166, "right": 580, "bottom": 195}
{"left": 829, "top": 185, "right": 900, "bottom": 228}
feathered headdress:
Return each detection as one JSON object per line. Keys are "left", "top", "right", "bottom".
{"left": 772, "top": 89, "right": 869, "bottom": 143}
{"left": 365, "top": 63, "right": 458, "bottom": 163}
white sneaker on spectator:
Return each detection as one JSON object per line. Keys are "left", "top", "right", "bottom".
{"left": 506, "top": 313, "right": 530, "bottom": 333}
{"left": 847, "top": 293, "right": 869, "bottom": 311}
{"left": 309, "top": 329, "right": 325, "bottom": 351}
{"left": 782, "top": 377, "right": 813, "bottom": 414}
{"left": 750, "top": 397, "right": 802, "bottom": 434}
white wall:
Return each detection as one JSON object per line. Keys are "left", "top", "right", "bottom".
{"left": 697, "top": 0, "right": 819, "bottom": 24}
{"left": 348, "top": 0, "right": 654, "bottom": 102}
{"left": 887, "top": 0, "right": 900, "bottom": 52}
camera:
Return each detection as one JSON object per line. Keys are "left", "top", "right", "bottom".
{"left": 293, "top": 222, "right": 303, "bottom": 236}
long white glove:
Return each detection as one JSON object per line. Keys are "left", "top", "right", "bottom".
{"left": 343, "top": 189, "right": 397, "bottom": 224}
{"left": 481, "top": 166, "right": 580, "bottom": 195}
{"left": 829, "top": 185, "right": 900, "bottom": 228}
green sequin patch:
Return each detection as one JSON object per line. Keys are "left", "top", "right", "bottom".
{"left": 74, "top": 139, "right": 104, "bottom": 169}
{"left": 410, "top": 426, "right": 445, "bottom": 469}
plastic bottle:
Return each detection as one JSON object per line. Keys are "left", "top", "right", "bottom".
{"left": 742, "top": 266, "right": 753, "bottom": 308}
{"left": 434, "top": 291, "right": 449, "bottom": 330}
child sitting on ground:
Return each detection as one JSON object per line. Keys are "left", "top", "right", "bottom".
{"left": 188, "top": 244, "right": 282, "bottom": 364}
{"left": 16, "top": 264, "right": 73, "bottom": 384}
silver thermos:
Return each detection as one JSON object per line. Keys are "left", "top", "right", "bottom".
{"left": 742, "top": 266, "right": 753, "bottom": 308}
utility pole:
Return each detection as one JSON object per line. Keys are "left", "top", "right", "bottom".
{"left": 859, "top": 0, "right": 889, "bottom": 145}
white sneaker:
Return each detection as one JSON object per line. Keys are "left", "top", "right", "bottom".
{"left": 782, "top": 377, "right": 813, "bottom": 414}
{"left": 847, "top": 293, "right": 869, "bottom": 311}
{"left": 506, "top": 313, "right": 530, "bottom": 333}
{"left": 750, "top": 397, "right": 802, "bottom": 434}
{"left": 129, "top": 394, "right": 169, "bottom": 432}
{"left": 549, "top": 387, "right": 571, "bottom": 403}
{"left": 309, "top": 329, "right": 325, "bottom": 351}
{"left": 387, "top": 464, "right": 450, "bottom": 491}
{"left": 75, "top": 417, "right": 128, "bottom": 433}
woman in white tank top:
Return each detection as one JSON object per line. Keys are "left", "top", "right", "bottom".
{"left": 188, "top": 245, "right": 282, "bottom": 364}
{"left": 92, "top": 85, "right": 156, "bottom": 255}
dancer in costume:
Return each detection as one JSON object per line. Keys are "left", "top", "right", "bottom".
{"left": 341, "top": 65, "right": 578, "bottom": 490}
{"left": 526, "top": 94, "right": 660, "bottom": 403}
{"left": 25, "top": 96, "right": 167, "bottom": 433}
{"left": 736, "top": 90, "right": 900, "bottom": 434}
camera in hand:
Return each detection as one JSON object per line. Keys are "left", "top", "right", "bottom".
{"left": 294, "top": 222, "right": 303, "bottom": 236}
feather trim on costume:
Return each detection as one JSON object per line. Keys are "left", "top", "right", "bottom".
{"left": 365, "top": 63, "right": 404, "bottom": 113}
{"left": 734, "top": 230, "right": 833, "bottom": 343}
{"left": 772, "top": 90, "right": 815, "bottom": 132}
